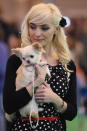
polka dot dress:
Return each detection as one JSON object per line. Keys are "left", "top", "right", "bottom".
{"left": 11, "top": 63, "right": 69, "bottom": 131}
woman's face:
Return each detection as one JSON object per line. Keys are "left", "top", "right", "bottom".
{"left": 28, "top": 22, "right": 55, "bottom": 46}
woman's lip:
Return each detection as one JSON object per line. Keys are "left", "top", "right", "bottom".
{"left": 34, "top": 39, "right": 43, "bottom": 42}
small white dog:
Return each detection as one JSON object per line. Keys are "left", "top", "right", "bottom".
{"left": 5, "top": 42, "right": 50, "bottom": 125}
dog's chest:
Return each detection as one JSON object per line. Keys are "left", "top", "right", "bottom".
{"left": 16, "top": 65, "right": 35, "bottom": 84}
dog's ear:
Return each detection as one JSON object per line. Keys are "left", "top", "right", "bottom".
{"left": 11, "top": 48, "right": 22, "bottom": 59}
{"left": 32, "top": 42, "right": 46, "bottom": 53}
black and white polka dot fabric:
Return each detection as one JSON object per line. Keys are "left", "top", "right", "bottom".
{"left": 11, "top": 63, "right": 69, "bottom": 131}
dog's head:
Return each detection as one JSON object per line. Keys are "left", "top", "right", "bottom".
{"left": 12, "top": 42, "right": 45, "bottom": 66}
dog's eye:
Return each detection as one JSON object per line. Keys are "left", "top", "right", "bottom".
{"left": 23, "top": 57, "right": 25, "bottom": 60}
{"left": 30, "top": 55, "right": 34, "bottom": 58}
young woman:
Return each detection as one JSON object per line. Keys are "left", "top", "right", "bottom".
{"left": 3, "top": 3, "right": 77, "bottom": 131}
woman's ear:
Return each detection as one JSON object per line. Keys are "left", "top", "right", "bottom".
{"left": 53, "top": 33, "right": 56, "bottom": 40}
{"left": 56, "top": 26, "right": 59, "bottom": 31}
{"left": 53, "top": 26, "right": 59, "bottom": 40}
{"left": 53, "top": 27, "right": 59, "bottom": 36}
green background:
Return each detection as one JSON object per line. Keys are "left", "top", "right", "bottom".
{"left": 66, "top": 114, "right": 87, "bottom": 131}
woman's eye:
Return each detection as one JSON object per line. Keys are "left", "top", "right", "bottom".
{"left": 41, "top": 25, "right": 50, "bottom": 31}
{"left": 30, "top": 55, "right": 34, "bottom": 58}
{"left": 29, "top": 23, "right": 36, "bottom": 30}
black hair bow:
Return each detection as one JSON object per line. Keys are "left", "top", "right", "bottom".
{"left": 59, "top": 17, "right": 67, "bottom": 27}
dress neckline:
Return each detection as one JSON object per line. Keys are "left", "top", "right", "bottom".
{"left": 47, "top": 62, "right": 62, "bottom": 68}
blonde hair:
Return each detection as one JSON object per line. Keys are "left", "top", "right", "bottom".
{"left": 21, "top": 3, "right": 71, "bottom": 66}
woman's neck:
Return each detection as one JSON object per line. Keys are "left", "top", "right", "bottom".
{"left": 44, "top": 44, "right": 52, "bottom": 57}
{"left": 46, "top": 56, "right": 58, "bottom": 66}
{"left": 43, "top": 46, "right": 59, "bottom": 66}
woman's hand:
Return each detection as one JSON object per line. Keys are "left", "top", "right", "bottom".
{"left": 35, "top": 82, "right": 56, "bottom": 103}
{"left": 26, "top": 65, "right": 47, "bottom": 96}
{"left": 34, "top": 64, "right": 47, "bottom": 87}
{"left": 26, "top": 64, "right": 47, "bottom": 97}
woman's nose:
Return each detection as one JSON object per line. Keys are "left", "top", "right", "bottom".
{"left": 35, "top": 28, "right": 42, "bottom": 37}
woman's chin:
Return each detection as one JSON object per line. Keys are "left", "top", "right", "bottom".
{"left": 32, "top": 40, "right": 48, "bottom": 47}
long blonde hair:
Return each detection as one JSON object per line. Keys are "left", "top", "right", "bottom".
{"left": 21, "top": 3, "right": 71, "bottom": 66}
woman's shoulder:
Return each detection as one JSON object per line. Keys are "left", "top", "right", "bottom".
{"left": 8, "top": 54, "right": 21, "bottom": 63}
{"left": 67, "top": 60, "right": 76, "bottom": 72}
{"left": 7, "top": 54, "right": 22, "bottom": 69}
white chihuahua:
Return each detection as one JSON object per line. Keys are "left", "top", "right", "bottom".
{"left": 5, "top": 42, "right": 50, "bottom": 126}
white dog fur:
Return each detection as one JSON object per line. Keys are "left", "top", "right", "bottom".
{"left": 5, "top": 42, "right": 50, "bottom": 123}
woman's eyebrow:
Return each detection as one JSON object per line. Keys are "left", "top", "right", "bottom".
{"left": 29, "top": 23, "right": 36, "bottom": 25}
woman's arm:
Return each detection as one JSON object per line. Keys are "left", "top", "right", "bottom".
{"left": 60, "top": 60, "right": 77, "bottom": 121}
{"left": 3, "top": 55, "right": 32, "bottom": 114}
{"left": 49, "top": 60, "right": 77, "bottom": 120}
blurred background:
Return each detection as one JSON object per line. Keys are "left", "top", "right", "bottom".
{"left": 0, "top": 0, "right": 87, "bottom": 131}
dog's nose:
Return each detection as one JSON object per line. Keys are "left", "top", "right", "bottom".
{"left": 27, "top": 60, "right": 30, "bottom": 63}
